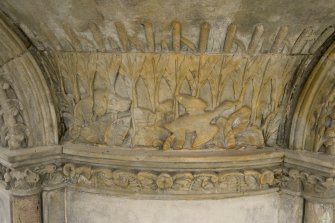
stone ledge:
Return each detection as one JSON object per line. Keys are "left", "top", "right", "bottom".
{"left": 1, "top": 145, "right": 335, "bottom": 199}
{"left": 284, "top": 150, "right": 335, "bottom": 176}
{"left": 0, "top": 146, "right": 62, "bottom": 168}
{"left": 62, "top": 144, "right": 284, "bottom": 171}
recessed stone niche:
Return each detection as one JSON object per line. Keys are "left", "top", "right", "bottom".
{"left": 0, "top": 1, "right": 335, "bottom": 222}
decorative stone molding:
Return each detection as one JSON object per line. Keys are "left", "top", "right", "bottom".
{"left": 0, "top": 161, "right": 278, "bottom": 197}
{"left": 0, "top": 145, "right": 335, "bottom": 200}
{"left": 0, "top": 17, "right": 58, "bottom": 148}
{"left": 37, "top": 20, "right": 334, "bottom": 55}
{"left": 281, "top": 168, "right": 335, "bottom": 198}
{"left": 43, "top": 52, "right": 304, "bottom": 150}
{"left": 62, "top": 163, "right": 277, "bottom": 195}
{"left": 0, "top": 145, "right": 279, "bottom": 197}
{"left": 290, "top": 41, "right": 335, "bottom": 154}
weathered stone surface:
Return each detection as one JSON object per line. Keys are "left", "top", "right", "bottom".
{"left": 12, "top": 194, "right": 42, "bottom": 223}
{"left": 291, "top": 41, "right": 335, "bottom": 154}
{"left": 0, "top": 1, "right": 335, "bottom": 222}
{"left": 278, "top": 194, "right": 303, "bottom": 223}
{"left": 66, "top": 190, "right": 280, "bottom": 223}
{"left": 1, "top": 0, "right": 335, "bottom": 53}
{"left": 44, "top": 52, "right": 302, "bottom": 150}
{"left": 0, "top": 16, "right": 58, "bottom": 149}
{"left": 0, "top": 188, "right": 11, "bottom": 223}
{"left": 42, "top": 189, "right": 65, "bottom": 223}
{"left": 304, "top": 200, "right": 334, "bottom": 223}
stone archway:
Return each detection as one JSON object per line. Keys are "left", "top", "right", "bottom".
{"left": 0, "top": 17, "right": 58, "bottom": 149}
{"left": 0, "top": 1, "right": 335, "bottom": 222}
{"left": 290, "top": 39, "right": 335, "bottom": 154}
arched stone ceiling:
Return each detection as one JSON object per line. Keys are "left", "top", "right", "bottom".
{"left": 0, "top": 0, "right": 335, "bottom": 53}
{"left": 0, "top": 0, "right": 335, "bottom": 152}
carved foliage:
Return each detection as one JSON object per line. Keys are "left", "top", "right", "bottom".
{"left": 2, "top": 162, "right": 335, "bottom": 198}
{"left": 1, "top": 163, "right": 64, "bottom": 191}
{"left": 62, "top": 163, "right": 276, "bottom": 194}
{"left": 0, "top": 74, "right": 28, "bottom": 149}
{"left": 47, "top": 52, "right": 300, "bottom": 150}
{"left": 281, "top": 168, "right": 335, "bottom": 197}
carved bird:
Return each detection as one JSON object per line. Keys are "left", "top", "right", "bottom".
{"left": 163, "top": 94, "right": 240, "bottom": 149}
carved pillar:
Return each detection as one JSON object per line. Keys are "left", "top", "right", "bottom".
{"left": 304, "top": 199, "right": 334, "bottom": 223}
{"left": 11, "top": 193, "right": 42, "bottom": 223}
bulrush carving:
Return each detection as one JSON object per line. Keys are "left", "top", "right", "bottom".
{"left": 46, "top": 51, "right": 300, "bottom": 150}
{"left": 36, "top": 19, "right": 332, "bottom": 55}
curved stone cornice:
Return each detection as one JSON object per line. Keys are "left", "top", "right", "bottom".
{"left": 0, "top": 17, "right": 58, "bottom": 148}
{"left": 0, "top": 145, "right": 335, "bottom": 200}
{"left": 0, "top": 145, "right": 283, "bottom": 198}
{"left": 290, "top": 40, "right": 335, "bottom": 154}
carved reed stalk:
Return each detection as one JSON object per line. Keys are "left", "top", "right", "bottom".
{"left": 271, "top": 26, "right": 288, "bottom": 53}
{"left": 172, "top": 21, "right": 181, "bottom": 52}
{"left": 142, "top": 21, "right": 155, "bottom": 52}
{"left": 199, "top": 22, "right": 210, "bottom": 53}
{"left": 89, "top": 22, "right": 105, "bottom": 51}
{"left": 251, "top": 59, "right": 271, "bottom": 124}
{"left": 115, "top": 22, "right": 129, "bottom": 52}
{"left": 309, "top": 26, "right": 335, "bottom": 54}
{"left": 291, "top": 27, "right": 312, "bottom": 54}
{"left": 223, "top": 23, "right": 236, "bottom": 53}
{"left": 63, "top": 23, "right": 81, "bottom": 51}
{"left": 248, "top": 24, "right": 264, "bottom": 54}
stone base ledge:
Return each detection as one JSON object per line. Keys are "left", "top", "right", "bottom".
{"left": 1, "top": 145, "right": 335, "bottom": 199}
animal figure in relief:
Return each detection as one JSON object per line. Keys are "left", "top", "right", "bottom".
{"left": 162, "top": 94, "right": 240, "bottom": 150}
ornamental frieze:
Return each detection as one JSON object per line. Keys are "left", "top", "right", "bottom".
{"left": 44, "top": 52, "right": 301, "bottom": 150}
{"left": 1, "top": 151, "right": 335, "bottom": 199}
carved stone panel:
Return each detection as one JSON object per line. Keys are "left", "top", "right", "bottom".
{"left": 44, "top": 52, "right": 302, "bottom": 150}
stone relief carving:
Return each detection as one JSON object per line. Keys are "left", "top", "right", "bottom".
{"left": 1, "top": 163, "right": 64, "bottom": 191}
{"left": 315, "top": 93, "right": 335, "bottom": 155}
{"left": 62, "top": 163, "right": 277, "bottom": 194}
{"left": 291, "top": 46, "right": 335, "bottom": 154}
{"left": 1, "top": 159, "right": 335, "bottom": 199}
{"left": 37, "top": 20, "right": 334, "bottom": 55}
{"left": 281, "top": 168, "right": 335, "bottom": 198}
{"left": 0, "top": 162, "right": 276, "bottom": 195}
{"left": 44, "top": 52, "right": 300, "bottom": 150}
{"left": 0, "top": 74, "right": 29, "bottom": 149}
